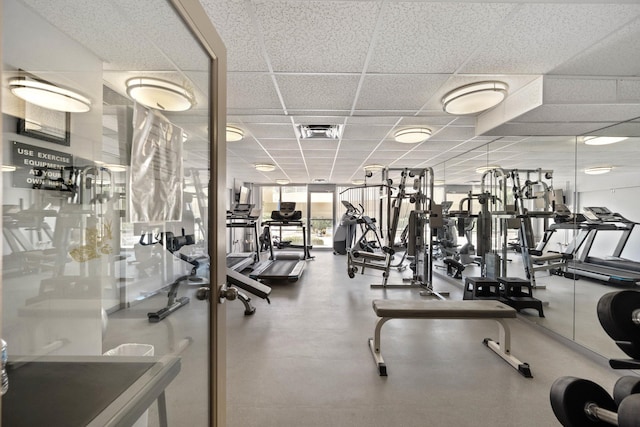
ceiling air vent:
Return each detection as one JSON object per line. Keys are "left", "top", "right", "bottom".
{"left": 295, "top": 124, "right": 342, "bottom": 139}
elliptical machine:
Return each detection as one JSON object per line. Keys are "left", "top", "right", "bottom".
{"left": 333, "top": 200, "right": 359, "bottom": 255}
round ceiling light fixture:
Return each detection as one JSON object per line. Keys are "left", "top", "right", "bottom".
{"left": 585, "top": 166, "right": 612, "bottom": 175}
{"left": 226, "top": 126, "right": 244, "bottom": 142}
{"left": 9, "top": 76, "right": 92, "bottom": 113}
{"left": 442, "top": 81, "right": 508, "bottom": 115}
{"left": 352, "top": 179, "right": 365, "bottom": 185}
{"left": 275, "top": 179, "right": 290, "bottom": 185}
{"left": 584, "top": 136, "right": 628, "bottom": 146}
{"left": 394, "top": 127, "right": 432, "bottom": 144}
{"left": 255, "top": 163, "right": 276, "bottom": 172}
{"left": 475, "top": 165, "right": 501, "bottom": 174}
{"left": 126, "top": 77, "right": 195, "bottom": 112}
{"left": 363, "top": 164, "right": 384, "bottom": 172}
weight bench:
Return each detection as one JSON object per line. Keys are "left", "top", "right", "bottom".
{"left": 226, "top": 268, "right": 272, "bottom": 315}
{"left": 368, "top": 299, "right": 532, "bottom": 378}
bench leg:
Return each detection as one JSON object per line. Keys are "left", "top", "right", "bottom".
{"left": 483, "top": 319, "right": 532, "bottom": 378}
{"left": 368, "top": 317, "right": 391, "bottom": 376}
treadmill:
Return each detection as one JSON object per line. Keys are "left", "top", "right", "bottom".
{"left": 249, "top": 202, "right": 309, "bottom": 282}
{"left": 565, "top": 207, "right": 640, "bottom": 285}
{"left": 226, "top": 203, "right": 260, "bottom": 272}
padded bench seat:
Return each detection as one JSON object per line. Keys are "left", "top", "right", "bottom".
{"left": 368, "top": 299, "right": 532, "bottom": 378}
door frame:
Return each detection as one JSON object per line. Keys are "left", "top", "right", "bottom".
{"left": 306, "top": 184, "right": 336, "bottom": 249}
{"left": 169, "top": 1, "right": 227, "bottom": 426}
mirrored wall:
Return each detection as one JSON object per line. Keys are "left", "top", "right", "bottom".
{"left": 433, "top": 120, "right": 640, "bottom": 361}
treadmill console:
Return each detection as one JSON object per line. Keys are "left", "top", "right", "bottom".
{"left": 271, "top": 202, "right": 302, "bottom": 221}
{"left": 582, "top": 207, "right": 628, "bottom": 223}
{"left": 228, "top": 203, "right": 259, "bottom": 219}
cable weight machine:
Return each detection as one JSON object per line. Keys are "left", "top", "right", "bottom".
{"left": 373, "top": 167, "right": 449, "bottom": 299}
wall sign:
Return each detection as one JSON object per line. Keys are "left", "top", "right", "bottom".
{"left": 11, "top": 141, "right": 73, "bottom": 189}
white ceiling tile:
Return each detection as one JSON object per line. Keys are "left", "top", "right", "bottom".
{"left": 356, "top": 74, "right": 450, "bottom": 111}
{"left": 199, "top": 0, "right": 269, "bottom": 72}
{"left": 342, "top": 124, "right": 392, "bottom": 140}
{"left": 261, "top": 140, "right": 300, "bottom": 151}
{"left": 552, "top": 18, "right": 640, "bottom": 77}
{"left": 254, "top": 1, "right": 380, "bottom": 73}
{"left": 276, "top": 74, "right": 360, "bottom": 110}
{"left": 461, "top": 3, "right": 640, "bottom": 74}
{"left": 338, "top": 142, "right": 379, "bottom": 152}
{"left": 369, "top": 2, "right": 514, "bottom": 73}
{"left": 246, "top": 124, "right": 295, "bottom": 139}
{"left": 228, "top": 73, "right": 283, "bottom": 110}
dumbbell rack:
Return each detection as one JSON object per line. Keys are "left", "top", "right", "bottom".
{"left": 550, "top": 289, "right": 640, "bottom": 426}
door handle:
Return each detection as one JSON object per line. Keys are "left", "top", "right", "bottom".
{"left": 196, "top": 284, "right": 238, "bottom": 303}
{"left": 218, "top": 284, "right": 238, "bottom": 303}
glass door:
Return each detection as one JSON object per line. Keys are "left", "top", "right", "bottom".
{"left": 308, "top": 188, "right": 335, "bottom": 249}
{"left": 1, "top": 0, "right": 226, "bottom": 425}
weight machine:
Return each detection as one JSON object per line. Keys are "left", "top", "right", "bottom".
{"left": 371, "top": 167, "right": 449, "bottom": 298}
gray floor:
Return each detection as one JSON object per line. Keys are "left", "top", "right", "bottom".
{"left": 104, "top": 250, "right": 633, "bottom": 427}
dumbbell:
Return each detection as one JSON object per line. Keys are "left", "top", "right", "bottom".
{"left": 597, "top": 290, "right": 640, "bottom": 359}
{"left": 550, "top": 376, "right": 640, "bottom": 426}
{"left": 614, "top": 376, "right": 640, "bottom": 406}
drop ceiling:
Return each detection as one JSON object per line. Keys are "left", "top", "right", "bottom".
{"left": 17, "top": 0, "right": 640, "bottom": 188}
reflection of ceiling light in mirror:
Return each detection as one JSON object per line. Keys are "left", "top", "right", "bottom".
{"left": 584, "top": 136, "right": 628, "bottom": 146}
{"left": 9, "top": 76, "right": 92, "bottom": 113}
{"left": 275, "top": 179, "right": 290, "bottom": 185}
{"left": 126, "top": 77, "right": 195, "bottom": 111}
{"left": 363, "top": 164, "right": 384, "bottom": 172}
{"left": 352, "top": 179, "right": 365, "bottom": 185}
{"left": 475, "top": 165, "right": 501, "bottom": 173}
{"left": 226, "top": 126, "right": 244, "bottom": 142}
{"left": 394, "top": 128, "right": 432, "bottom": 143}
{"left": 255, "top": 163, "right": 275, "bottom": 172}
{"left": 2, "top": 165, "right": 17, "bottom": 172}
{"left": 585, "top": 166, "right": 612, "bottom": 175}
{"left": 434, "top": 180, "right": 445, "bottom": 186}
{"left": 104, "top": 164, "right": 127, "bottom": 173}
{"left": 442, "top": 81, "right": 508, "bottom": 115}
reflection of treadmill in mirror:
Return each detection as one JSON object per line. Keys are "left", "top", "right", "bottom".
{"left": 226, "top": 203, "right": 260, "bottom": 272}
{"left": 250, "top": 202, "right": 310, "bottom": 282}
{"left": 565, "top": 206, "right": 640, "bottom": 285}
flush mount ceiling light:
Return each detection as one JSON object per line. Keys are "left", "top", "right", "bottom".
{"left": 275, "top": 179, "right": 290, "bottom": 185}
{"left": 442, "top": 81, "right": 508, "bottom": 115}
{"left": 394, "top": 127, "right": 432, "bottom": 144}
{"left": 475, "top": 165, "right": 501, "bottom": 174}
{"left": 9, "top": 76, "right": 92, "bottom": 113}
{"left": 363, "top": 164, "right": 384, "bottom": 172}
{"left": 352, "top": 179, "right": 365, "bottom": 185}
{"left": 255, "top": 163, "right": 276, "bottom": 172}
{"left": 226, "top": 126, "right": 244, "bottom": 142}
{"left": 2, "top": 165, "right": 17, "bottom": 172}
{"left": 433, "top": 180, "right": 445, "bottom": 186}
{"left": 296, "top": 124, "right": 343, "bottom": 139}
{"left": 584, "top": 136, "right": 628, "bottom": 146}
{"left": 585, "top": 166, "right": 612, "bottom": 175}
{"left": 125, "top": 77, "right": 195, "bottom": 111}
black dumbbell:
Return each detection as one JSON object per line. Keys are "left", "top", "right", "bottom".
{"left": 614, "top": 376, "right": 640, "bottom": 406}
{"left": 550, "top": 376, "right": 640, "bottom": 426}
{"left": 597, "top": 291, "right": 640, "bottom": 358}
{"left": 597, "top": 290, "right": 640, "bottom": 341}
